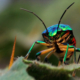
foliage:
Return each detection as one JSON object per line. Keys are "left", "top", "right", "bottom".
{"left": 0, "top": 57, "right": 34, "bottom": 80}
{"left": 1, "top": 57, "right": 80, "bottom": 80}
{"left": 23, "top": 59, "right": 80, "bottom": 80}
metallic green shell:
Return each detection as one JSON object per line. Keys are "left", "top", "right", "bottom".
{"left": 42, "top": 24, "right": 72, "bottom": 37}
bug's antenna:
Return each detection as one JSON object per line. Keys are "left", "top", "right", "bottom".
{"left": 21, "top": 8, "right": 48, "bottom": 33}
{"left": 57, "top": 2, "right": 75, "bottom": 31}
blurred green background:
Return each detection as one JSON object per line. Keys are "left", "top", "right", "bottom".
{"left": 0, "top": 0, "right": 80, "bottom": 68}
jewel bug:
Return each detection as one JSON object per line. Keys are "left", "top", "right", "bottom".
{"left": 21, "top": 2, "right": 80, "bottom": 65}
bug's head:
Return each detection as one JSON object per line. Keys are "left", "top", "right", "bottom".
{"left": 42, "top": 2, "right": 75, "bottom": 44}
{"left": 42, "top": 26, "right": 57, "bottom": 43}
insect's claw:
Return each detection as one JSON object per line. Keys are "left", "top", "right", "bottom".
{"left": 24, "top": 54, "right": 29, "bottom": 59}
{"left": 36, "top": 56, "right": 41, "bottom": 61}
{"left": 44, "top": 57, "right": 49, "bottom": 63}
{"left": 62, "top": 60, "right": 69, "bottom": 65}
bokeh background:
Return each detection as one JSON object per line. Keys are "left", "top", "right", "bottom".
{"left": 0, "top": 0, "right": 80, "bottom": 68}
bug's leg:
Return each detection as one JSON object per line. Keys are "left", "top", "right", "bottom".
{"left": 58, "top": 43, "right": 76, "bottom": 63}
{"left": 25, "top": 40, "right": 53, "bottom": 59}
{"left": 44, "top": 51, "right": 53, "bottom": 63}
{"left": 68, "top": 45, "right": 76, "bottom": 63}
{"left": 62, "top": 34, "right": 71, "bottom": 43}
{"left": 44, "top": 50, "right": 56, "bottom": 63}
{"left": 77, "top": 55, "right": 80, "bottom": 63}
{"left": 36, "top": 47, "right": 55, "bottom": 61}
{"left": 58, "top": 61, "right": 61, "bottom": 66}
{"left": 76, "top": 48, "right": 80, "bottom": 63}
{"left": 25, "top": 42, "right": 35, "bottom": 59}
{"left": 74, "top": 47, "right": 76, "bottom": 63}
{"left": 56, "top": 32, "right": 70, "bottom": 43}
{"left": 63, "top": 44, "right": 69, "bottom": 64}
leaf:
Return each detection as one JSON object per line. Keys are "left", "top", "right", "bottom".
{"left": 0, "top": 57, "right": 34, "bottom": 80}
{"left": 23, "top": 59, "right": 80, "bottom": 80}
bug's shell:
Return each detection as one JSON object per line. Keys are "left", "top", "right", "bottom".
{"left": 42, "top": 24, "right": 72, "bottom": 37}
{"left": 42, "top": 24, "right": 76, "bottom": 46}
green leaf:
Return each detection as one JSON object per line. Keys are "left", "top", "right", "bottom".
{"left": 0, "top": 57, "right": 34, "bottom": 80}
{"left": 23, "top": 59, "right": 80, "bottom": 80}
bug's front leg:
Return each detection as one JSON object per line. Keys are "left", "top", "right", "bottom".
{"left": 36, "top": 47, "right": 55, "bottom": 61}
{"left": 25, "top": 41, "right": 53, "bottom": 59}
